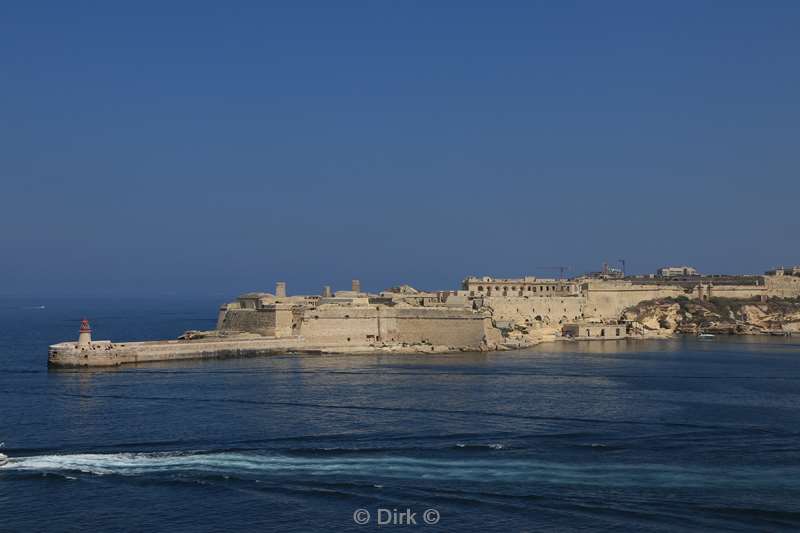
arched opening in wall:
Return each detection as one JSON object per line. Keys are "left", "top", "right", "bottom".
{"left": 534, "top": 315, "right": 543, "bottom": 322}
{"left": 586, "top": 329, "right": 590, "bottom": 337}
{"left": 601, "top": 329, "right": 606, "bottom": 337}
{"left": 347, "top": 337, "right": 351, "bottom": 342}
{"left": 616, "top": 328, "right": 621, "bottom": 336}
{"left": 478, "top": 286, "right": 484, "bottom": 292}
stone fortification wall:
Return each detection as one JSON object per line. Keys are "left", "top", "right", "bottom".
{"left": 380, "top": 307, "right": 487, "bottom": 347}
{"left": 583, "top": 281, "right": 687, "bottom": 319}
{"left": 582, "top": 279, "right": 789, "bottom": 319}
{"left": 765, "top": 275, "right": 800, "bottom": 298}
{"left": 218, "top": 308, "right": 278, "bottom": 336}
{"left": 483, "top": 296, "right": 586, "bottom": 325}
{"left": 299, "top": 306, "right": 380, "bottom": 345}
{"left": 705, "top": 285, "right": 767, "bottom": 300}
{"left": 216, "top": 303, "right": 236, "bottom": 329}
{"left": 298, "top": 305, "right": 488, "bottom": 348}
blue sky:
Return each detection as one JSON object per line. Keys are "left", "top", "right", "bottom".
{"left": 1, "top": 1, "right": 798, "bottom": 297}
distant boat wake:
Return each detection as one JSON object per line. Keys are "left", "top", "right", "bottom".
{"left": 2, "top": 450, "right": 796, "bottom": 489}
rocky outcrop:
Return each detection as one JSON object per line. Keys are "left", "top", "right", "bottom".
{"left": 623, "top": 297, "right": 800, "bottom": 336}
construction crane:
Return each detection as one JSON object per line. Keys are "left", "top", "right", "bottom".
{"left": 536, "top": 266, "right": 571, "bottom": 280}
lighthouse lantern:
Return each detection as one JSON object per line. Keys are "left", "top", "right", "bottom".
{"left": 78, "top": 319, "right": 92, "bottom": 347}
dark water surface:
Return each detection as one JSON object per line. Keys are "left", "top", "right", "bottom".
{"left": 2, "top": 298, "right": 800, "bottom": 532}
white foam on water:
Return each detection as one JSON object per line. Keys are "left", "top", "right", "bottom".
{"left": 2, "top": 451, "right": 797, "bottom": 489}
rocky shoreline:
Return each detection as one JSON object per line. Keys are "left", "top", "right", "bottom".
{"left": 623, "top": 297, "right": 800, "bottom": 337}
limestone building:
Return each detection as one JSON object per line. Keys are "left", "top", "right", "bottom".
{"left": 657, "top": 266, "right": 699, "bottom": 278}
{"left": 462, "top": 276, "right": 580, "bottom": 297}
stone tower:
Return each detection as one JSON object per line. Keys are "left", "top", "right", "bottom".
{"left": 275, "top": 281, "right": 287, "bottom": 298}
{"left": 78, "top": 318, "right": 92, "bottom": 347}
{"left": 352, "top": 279, "right": 361, "bottom": 293}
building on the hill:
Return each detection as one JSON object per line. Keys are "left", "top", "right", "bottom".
{"left": 657, "top": 266, "right": 699, "bottom": 278}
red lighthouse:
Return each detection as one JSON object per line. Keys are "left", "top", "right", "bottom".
{"left": 78, "top": 318, "right": 92, "bottom": 346}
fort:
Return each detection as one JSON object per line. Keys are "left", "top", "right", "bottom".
{"left": 48, "top": 265, "right": 800, "bottom": 366}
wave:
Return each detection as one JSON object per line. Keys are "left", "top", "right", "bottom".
{"left": 454, "top": 443, "right": 505, "bottom": 450}
{"left": 3, "top": 451, "right": 799, "bottom": 489}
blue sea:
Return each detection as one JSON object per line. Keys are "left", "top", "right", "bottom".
{"left": 2, "top": 297, "right": 800, "bottom": 532}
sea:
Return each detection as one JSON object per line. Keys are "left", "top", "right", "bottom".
{"left": 1, "top": 297, "right": 800, "bottom": 532}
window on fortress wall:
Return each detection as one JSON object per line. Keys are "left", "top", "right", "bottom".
{"left": 616, "top": 328, "right": 621, "bottom": 336}
{"left": 528, "top": 287, "right": 532, "bottom": 291}
{"left": 601, "top": 329, "right": 606, "bottom": 337}
{"left": 478, "top": 286, "right": 483, "bottom": 291}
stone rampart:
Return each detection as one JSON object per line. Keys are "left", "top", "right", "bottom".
{"left": 583, "top": 282, "right": 688, "bottom": 319}
{"left": 483, "top": 296, "right": 586, "bottom": 325}
{"left": 298, "top": 305, "right": 487, "bottom": 348}
{"left": 382, "top": 307, "right": 487, "bottom": 347}
{"left": 218, "top": 308, "right": 277, "bottom": 335}
{"left": 765, "top": 275, "right": 800, "bottom": 298}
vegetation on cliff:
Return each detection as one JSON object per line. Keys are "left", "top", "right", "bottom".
{"left": 623, "top": 297, "right": 800, "bottom": 335}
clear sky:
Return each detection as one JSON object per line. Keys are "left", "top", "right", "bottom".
{"left": 2, "top": 1, "right": 798, "bottom": 297}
